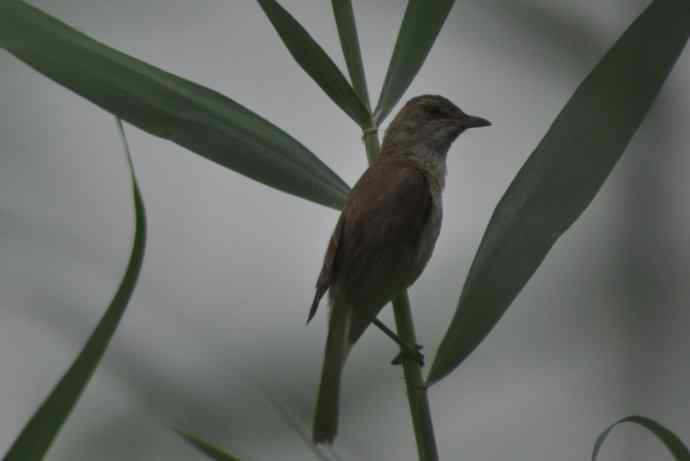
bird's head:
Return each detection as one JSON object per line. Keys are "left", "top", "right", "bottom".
{"left": 382, "top": 94, "right": 490, "bottom": 157}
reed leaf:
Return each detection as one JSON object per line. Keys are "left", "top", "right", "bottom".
{"left": 427, "top": 0, "right": 690, "bottom": 386}
{"left": 2, "top": 120, "right": 146, "bottom": 460}
{"left": 373, "top": 0, "right": 455, "bottom": 124}
{"left": 176, "top": 431, "right": 241, "bottom": 461}
{"left": 592, "top": 416, "right": 689, "bottom": 461}
{"left": 257, "top": 0, "right": 371, "bottom": 128}
{"left": 0, "top": 0, "right": 349, "bottom": 210}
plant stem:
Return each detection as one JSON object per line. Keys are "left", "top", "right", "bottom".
{"left": 331, "top": 0, "right": 371, "bottom": 110}
{"left": 392, "top": 292, "right": 439, "bottom": 461}
{"left": 362, "top": 127, "right": 439, "bottom": 461}
{"left": 362, "top": 127, "right": 380, "bottom": 164}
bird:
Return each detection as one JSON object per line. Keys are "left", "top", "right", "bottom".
{"left": 308, "top": 94, "right": 490, "bottom": 444}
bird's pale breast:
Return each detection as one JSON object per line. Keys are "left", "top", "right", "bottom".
{"left": 414, "top": 192, "right": 443, "bottom": 282}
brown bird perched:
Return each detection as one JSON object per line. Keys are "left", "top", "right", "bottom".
{"left": 308, "top": 94, "right": 490, "bottom": 444}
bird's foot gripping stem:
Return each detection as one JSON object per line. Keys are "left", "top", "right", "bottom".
{"left": 390, "top": 343, "right": 424, "bottom": 367}
{"left": 372, "top": 318, "right": 425, "bottom": 367}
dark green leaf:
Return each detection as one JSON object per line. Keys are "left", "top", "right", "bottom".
{"left": 331, "top": 0, "right": 371, "bottom": 110}
{"left": 0, "top": 0, "right": 349, "bottom": 211}
{"left": 257, "top": 0, "right": 371, "bottom": 128}
{"left": 373, "top": 0, "right": 455, "bottom": 124}
{"left": 427, "top": 0, "right": 689, "bottom": 386}
{"left": 3, "top": 120, "right": 146, "bottom": 460}
{"left": 176, "top": 431, "right": 241, "bottom": 461}
{"left": 592, "top": 416, "right": 689, "bottom": 461}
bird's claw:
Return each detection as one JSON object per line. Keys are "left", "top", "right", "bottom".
{"left": 391, "top": 343, "right": 424, "bottom": 367}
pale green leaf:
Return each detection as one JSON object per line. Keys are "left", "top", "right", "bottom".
{"left": 0, "top": 0, "right": 349, "bottom": 210}
{"left": 3, "top": 120, "right": 146, "bottom": 460}
{"left": 427, "top": 0, "right": 690, "bottom": 385}
{"left": 257, "top": 0, "right": 371, "bottom": 128}
{"left": 373, "top": 0, "right": 455, "bottom": 124}
{"left": 592, "top": 416, "right": 689, "bottom": 461}
{"left": 176, "top": 431, "right": 241, "bottom": 461}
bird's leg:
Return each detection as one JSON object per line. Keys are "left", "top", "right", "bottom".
{"left": 372, "top": 318, "right": 424, "bottom": 366}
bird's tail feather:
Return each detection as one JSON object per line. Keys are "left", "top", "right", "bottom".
{"left": 313, "top": 302, "right": 352, "bottom": 444}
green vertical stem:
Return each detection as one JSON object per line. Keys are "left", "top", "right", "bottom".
{"left": 362, "top": 127, "right": 380, "bottom": 164}
{"left": 362, "top": 128, "right": 439, "bottom": 461}
{"left": 392, "top": 292, "right": 439, "bottom": 461}
{"left": 331, "top": 0, "right": 371, "bottom": 110}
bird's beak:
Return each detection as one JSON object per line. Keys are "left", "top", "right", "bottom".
{"left": 458, "top": 114, "right": 491, "bottom": 129}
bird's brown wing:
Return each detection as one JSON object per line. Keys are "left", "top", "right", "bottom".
{"left": 338, "top": 158, "right": 432, "bottom": 342}
{"left": 308, "top": 215, "right": 344, "bottom": 323}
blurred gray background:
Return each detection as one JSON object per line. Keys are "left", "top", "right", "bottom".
{"left": 1, "top": 0, "right": 688, "bottom": 460}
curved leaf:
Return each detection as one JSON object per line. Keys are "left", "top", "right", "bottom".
{"left": 257, "top": 0, "right": 371, "bottom": 128}
{"left": 331, "top": 0, "right": 371, "bottom": 109}
{"left": 592, "top": 416, "right": 689, "bottom": 461}
{"left": 3, "top": 120, "right": 146, "bottom": 460}
{"left": 373, "top": 0, "right": 455, "bottom": 125}
{"left": 176, "top": 431, "right": 241, "bottom": 461}
{"left": 0, "top": 0, "right": 349, "bottom": 211}
{"left": 427, "top": 0, "right": 690, "bottom": 386}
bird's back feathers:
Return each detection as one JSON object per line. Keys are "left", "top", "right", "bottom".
{"left": 310, "top": 156, "right": 433, "bottom": 342}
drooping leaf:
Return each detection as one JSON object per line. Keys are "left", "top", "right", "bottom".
{"left": 176, "top": 431, "right": 241, "bottom": 461}
{"left": 592, "top": 416, "right": 689, "bottom": 461}
{"left": 257, "top": 0, "right": 371, "bottom": 128}
{"left": 3, "top": 120, "right": 146, "bottom": 460}
{"left": 427, "top": 0, "right": 690, "bottom": 386}
{"left": 0, "top": 0, "right": 349, "bottom": 211}
{"left": 331, "top": 0, "right": 371, "bottom": 110}
{"left": 373, "top": 0, "right": 455, "bottom": 124}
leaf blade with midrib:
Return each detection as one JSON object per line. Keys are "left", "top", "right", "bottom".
{"left": 257, "top": 0, "right": 371, "bottom": 128}
{"left": 0, "top": 0, "right": 350, "bottom": 211}
{"left": 592, "top": 416, "right": 690, "bottom": 461}
{"left": 373, "top": 0, "right": 456, "bottom": 124}
{"left": 427, "top": 0, "right": 690, "bottom": 386}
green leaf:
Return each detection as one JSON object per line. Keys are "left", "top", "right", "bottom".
{"left": 3, "top": 119, "right": 146, "bottom": 460}
{"left": 592, "top": 416, "right": 689, "bottom": 461}
{"left": 0, "top": 0, "right": 349, "bottom": 211}
{"left": 331, "top": 0, "right": 371, "bottom": 110}
{"left": 427, "top": 0, "right": 690, "bottom": 386}
{"left": 373, "top": 0, "right": 455, "bottom": 125}
{"left": 176, "top": 431, "right": 241, "bottom": 461}
{"left": 257, "top": 0, "right": 371, "bottom": 128}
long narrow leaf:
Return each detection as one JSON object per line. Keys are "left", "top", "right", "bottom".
{"left": 427, "top": 0, "right": 690, "bottom": 385}
{"left": 331, "top": 0, "right": 371, "bottom": 110}
{"left": 256, "top": 0, "right": 371, "bottom": 128}
{"left": 176, "top": 431, "right": 241, "bottom": 461}
{"left": 0, "top": 0, "right": 349, "bottom": 210}
{"left": 3, "top": 119, "right": 146, "bottom": 460}
{"left": 373, "top": 0, "right": 455, "bottom": 124}
{"left": 592, "top": 416, "right": 689, "bottom": 461}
